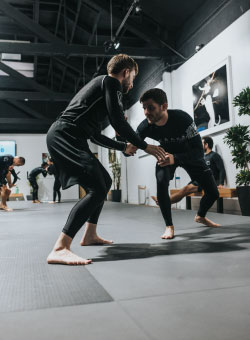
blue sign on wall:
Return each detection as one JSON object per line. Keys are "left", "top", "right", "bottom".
{"left": 0, "top": 141, "right": 16, "bottom": 156}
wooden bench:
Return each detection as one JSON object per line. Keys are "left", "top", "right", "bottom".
{"left": 170, "top": 188, "right": 237, "bottom": 213}
{"left": 9, "top": 193, "right": 25, "bottom": 201}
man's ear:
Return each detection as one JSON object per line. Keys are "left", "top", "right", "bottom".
{"left": 162, "top": 102, "right": 168, "bottom": 111}
{"left": 123, "top": 68, "right": 129, "bottom": 78}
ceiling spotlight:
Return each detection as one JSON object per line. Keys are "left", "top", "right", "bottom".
{"left": 24, "top": 98, "right": 29, "bottom": 101}
{"left": 113, "top": 41, "right": 120, "bottom": 50}
{"left": 104, "top": 39, "right": 120, "bottom": 52}
{"left": 195, "top": 44, "right": 204, "bottom": 52}
{"left": 135, "top": 4, "right": 142, "bottom": 13}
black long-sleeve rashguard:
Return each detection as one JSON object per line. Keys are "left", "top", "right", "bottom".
{"left": 60, "top": 75, "right": 147, "bottom": 151}
{"left": 28, "top": 167, "right": 47, "bottom": 180}
{"left": 136, "top": 110, "right": 219, "bottom": 226}
{"left": 136, "top": 110, "right": 204, "bottom": 164}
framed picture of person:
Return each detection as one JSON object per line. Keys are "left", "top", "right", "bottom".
{"left": 192, "top": 56, "right": 234, "bottom": 136}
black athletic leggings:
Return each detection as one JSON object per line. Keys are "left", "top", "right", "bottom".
{"left": 156, "top": 159, "right": 219, "bottom": 226}
{"left": 29, "top": 178, "right": 39, "bottom": 201}
{"left": 53, "top": 177, "right": 61, "bottom": 202}
{"left": 62, "top": 155, "right": 112, "bottom": 239}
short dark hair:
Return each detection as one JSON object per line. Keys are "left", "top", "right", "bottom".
{"left": 41, "top": 162, "right": 48, "bottom": 168}
{"left": 18, "top": 157, "right": 25, "bottom": 165}
{"left": 107, "top": 54, "right": 138, "bottom": 75}
{"left": 202, "top": 136, "right": 213, "bottom": 149}
{"left": 140, "top": 88, "right": 168, "bottom": 105}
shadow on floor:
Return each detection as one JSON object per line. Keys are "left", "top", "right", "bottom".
{"left": 93, "top": 224, "right": 250, "bottom": 262}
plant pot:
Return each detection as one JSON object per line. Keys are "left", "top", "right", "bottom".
{"left": 236, "top": 186, "right": 250, "bottom": 216}
{"left": 111, "top": 189, "right": 121, "bottom": 202}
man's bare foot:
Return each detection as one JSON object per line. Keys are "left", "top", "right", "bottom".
{"left": 151, "top": 196, "right": 159, "bottom": 205}
{"left": 161, "top": 226, "right": 174, "bottom": 239}
{"left": 195, "top": 215, "right": 221, "bottom": 227}
{"left": 80, "top": 222, "right": 113, "bottom": 246}
{"left": 48, "top": 201, "right": 56, "bottom": 204}
{"left": 0, "top": 205, "right": 13, "bottom": 212}
{"left": 80, "top": 236, "right": 113, "bottom": 246}
{"left": 47, "top": 249, "right": 92, "bottom": 265}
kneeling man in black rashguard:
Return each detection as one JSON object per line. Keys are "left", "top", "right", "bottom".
{"left": 138, "top": 88, "right": 220, "bottom": 239}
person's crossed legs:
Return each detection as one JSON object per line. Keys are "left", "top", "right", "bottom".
{"left": 151, "top": 181, "right": 199, "bottom": 206}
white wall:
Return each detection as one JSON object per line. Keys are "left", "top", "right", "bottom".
{"left": 120, "top": 10, "right": 250, "bottom": 213}
{"left": 0, "top": 134, "right": 79, "bottom": 201}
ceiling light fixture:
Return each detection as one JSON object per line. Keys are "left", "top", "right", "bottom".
{"left": 113, "top": 41, "right": 120, "bottom": 50}
{"left": 195, "top": 44, "right": 204, "bottom": 52}
{"left": 104, "top": 0, "right": 141, "bottom": 52}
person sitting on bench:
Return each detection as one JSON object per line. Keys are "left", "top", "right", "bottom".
{"left": 202, "top": 136, "right": 226, "bottom": 188}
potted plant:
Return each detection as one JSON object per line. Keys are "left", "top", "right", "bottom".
{"left": 110, "top": 158, "right": 122, "bottom": 202}
{"left": 224, "top": 86, "right": 250, "bottom": 215}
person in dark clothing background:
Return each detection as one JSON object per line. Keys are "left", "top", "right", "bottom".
{"left": 0, "top": 169, "right": 21, "bottom": 212}
{"left": 46, "top": 54, "right": 166, "bottom": 266}
{"left": 28, "top": 162, "right": 48, "bottom": 203}
{"left": 202, "top": 136, "right": 226, "bottom": 187}
{"left": 48, "top": 159, "right": 61, "bottom": 203}
{"left": 0, "top": 155, "right": 25, "bottom": 211}
{"left": 137, "top": 88, "right": 220, "bottom": 240}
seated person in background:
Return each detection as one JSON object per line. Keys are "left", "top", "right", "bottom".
{"left": 28, "top": 162, "right": 48, "bottom": 203}
{"left": 47, "top": 158, "right": 62, "bottom": 203}
{"left": 0, "top": 155, "right": 25, "bottom": 212}
{"left": 202, "top": 136, "right": 226, "bottom": 188}
{"left": 151, "top": 181, "right": 199, "bottom": 206}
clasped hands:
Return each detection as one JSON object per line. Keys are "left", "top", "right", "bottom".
{"left": 125, "top": 143, "right": 174, "bottom": 166}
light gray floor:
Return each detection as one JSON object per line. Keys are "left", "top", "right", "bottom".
{"left": 1, "top": 201, "right": 250, "bottom": 340}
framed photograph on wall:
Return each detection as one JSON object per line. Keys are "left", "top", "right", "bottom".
{"left": 192, "top": 56, "right": 234, "bottom": 136}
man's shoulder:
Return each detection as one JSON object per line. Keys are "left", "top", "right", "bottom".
{"left": 32, "top": 167, "right": 40, "bottom": 172}
{"left": 137, "top": 119, "right": 150, "bottom": 133}
{"left": 168, "top": 109, "right": 193, "bottom": 120}
{"left": 103, "top": 75, "right": 121, "bottom": 89}
{"left": 1, "top": 154, "right": 13, "bottom": 162}
{"left": 211, "top": 151, "right": 223, "bottom": 160}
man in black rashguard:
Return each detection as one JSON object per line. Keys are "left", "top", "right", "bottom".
{"left": 46, "top": 54, "right": 166, "bottom": 265}
{"left": 28, "top": 163, "right": 48, "bottom": 203}
{"left": 137, "top": 88, "right": 220, "bottom": 239}
{"left": 0, "top": 155, "right": 25, "bottom": 211}
{"left": 202, "top": 136, "right": 226, "bottom": 187}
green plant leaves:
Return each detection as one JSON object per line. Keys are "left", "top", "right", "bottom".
{"left": 223, "top": 87, "right": 250, "bottom": 186}
{"left": 233, "top": 86, "right": 250, "bottom": 116}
